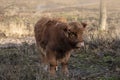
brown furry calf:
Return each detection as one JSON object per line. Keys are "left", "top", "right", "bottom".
{"left": 34, "top": 17, "right": 87, "bottom": 76}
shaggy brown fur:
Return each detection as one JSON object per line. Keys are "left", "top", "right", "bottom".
{"left": 34, "top": 17, "right": 86, "bottom": 76}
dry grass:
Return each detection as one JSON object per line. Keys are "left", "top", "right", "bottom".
{"left": 0, "top": 0, "right": 119, "bottom": 38}
{"left": 0, "top": 15, "right": 36, "bottom": 37}
{"left": 0, "top": 0, "right": 120, "bottom": 80}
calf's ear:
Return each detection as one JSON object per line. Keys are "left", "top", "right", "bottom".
{"left": 61, "top": 26, "right": 70, "bottom": 38}
{"left": 81, "top": 22, "right": 87, "bottom": 28}
{"left": 56, "top": 23, "right": 70, "bottom": 38}
{"left": 60, "top": 26, "right": 70, "bottom": 38}
{"left": 63, "top": 29, "right": 69, "bottom": 38}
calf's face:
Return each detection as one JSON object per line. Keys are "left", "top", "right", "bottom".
{"left": 67, "top": 22, "right": 87, "bottom": 48}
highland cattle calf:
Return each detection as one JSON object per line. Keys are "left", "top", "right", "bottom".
{"left": 34, "top": 17, "right": 87, "bottom": 76}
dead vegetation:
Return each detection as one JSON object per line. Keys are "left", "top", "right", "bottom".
{"left": 0, "top": 0, "right": 120, "bottom": 80}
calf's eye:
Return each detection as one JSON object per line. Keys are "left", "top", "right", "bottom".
{"left": 70, "top": 33, "right": 77, "bottom": 38}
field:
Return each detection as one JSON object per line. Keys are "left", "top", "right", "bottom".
{"left": 0, "top": 0, "right": 120, "bottom": 80}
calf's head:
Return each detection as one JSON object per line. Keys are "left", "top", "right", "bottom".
{"left": 55, "top": 21, "right": 87, "bottom": 48}
{"left": 67, "top": 22, "right": 87, "bottom": 48}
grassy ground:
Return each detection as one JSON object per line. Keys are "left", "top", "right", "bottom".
{"left": 0, "top": 37, "right": 120, "bottom": 80}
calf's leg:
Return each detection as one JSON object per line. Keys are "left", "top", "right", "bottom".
{"left": 61, "top": 52, "right": 70, "bottom": 76}
{"left": 37, "top": 46, "right": 48, "bottom": 71}
{"left": 48, "top": 53, "right": 58, "bottom": 76}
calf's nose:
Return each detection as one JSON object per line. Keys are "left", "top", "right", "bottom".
{"left": 80, "top": 42, "right": 84, "bottom": 47}
{"left": 76, "top": 42, "right": 84, "bottom": 48}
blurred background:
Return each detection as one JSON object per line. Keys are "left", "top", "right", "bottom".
{"left": 0, "top": 0, "right": 119, "bottom": 38}
{"left": 0, "top": 0, "right": 120, "bottom": 80}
